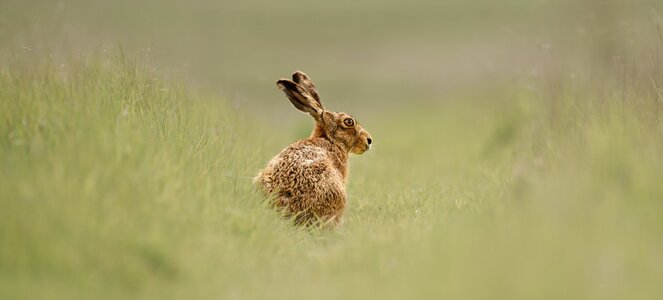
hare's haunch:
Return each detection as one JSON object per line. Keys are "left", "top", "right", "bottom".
{"left": 254, "top": 71, "right": 372, "bottom": 226}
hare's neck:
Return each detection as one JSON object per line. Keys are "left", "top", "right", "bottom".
{"left": 310, "top": 124, "right": 327, "bottom": 139}
{"left": 328, "top": 143, "right": 349, "bottom": 180}
{"left": 310, "top": 125, "right": 349, "bottom": 180}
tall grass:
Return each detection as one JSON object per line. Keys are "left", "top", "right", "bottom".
{"left": 0, "top": 54, "right": 285, "bottom": 298}
{"left": 1, "top": 50, "right": 662, "bottom": 299}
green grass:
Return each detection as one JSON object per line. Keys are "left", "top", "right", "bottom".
{"left": 1, "top": 52, "right": 663, "bottom": 299}
{"left": 2, "top": 1, "right": 663, "bottom": 298}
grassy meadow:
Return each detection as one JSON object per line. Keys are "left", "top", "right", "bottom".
{"left": 2, "top": 0, "right": 663, "bottom": 299}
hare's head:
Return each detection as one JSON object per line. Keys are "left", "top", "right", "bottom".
{"left": 277, "top": 71, "right": 372, "bottom": 154}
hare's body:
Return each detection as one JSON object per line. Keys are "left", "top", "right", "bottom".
{"left": 255, "top": 137, "right": 348, "bottom": 224}
{"left": 255, "top": 71, "right": 372, "bottom": 226}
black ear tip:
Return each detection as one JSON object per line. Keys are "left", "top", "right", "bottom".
{"left": 276, "top": 79, "right": 294, "bottom": 90}
{"left": 292, "top": 71, "right": 308, "bottom": 81}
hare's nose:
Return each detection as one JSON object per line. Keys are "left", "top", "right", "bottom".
{"left": 367, "top": 138, "right": 372, "bottom": 145}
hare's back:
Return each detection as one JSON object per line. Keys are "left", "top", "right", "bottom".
{"left": 278, "top": 142, "right": 332, "bottom": 174}
{"left": 266, "top": 142, "right": 341, "bottom": 188}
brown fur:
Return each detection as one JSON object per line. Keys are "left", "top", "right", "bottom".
{"left": 254, "top": 71, "right": 372, "bottom": 226}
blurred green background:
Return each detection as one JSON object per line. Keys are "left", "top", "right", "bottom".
{"left": 4, "top": 0, "right": 662, "bottom": 111}
{"left": 2, "top": 0, "right": 663, "bottom": 299}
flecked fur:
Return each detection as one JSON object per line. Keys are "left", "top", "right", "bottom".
{"left": 255, "top": 71, "right": 372, "bottom": 226}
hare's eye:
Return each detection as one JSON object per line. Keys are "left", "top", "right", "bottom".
{"left": 343, "top": 118, "right": 355, "bottom": 127}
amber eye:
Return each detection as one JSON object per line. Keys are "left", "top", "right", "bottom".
{"left": 343, "top": 118, "right": 355, "bottom": 127}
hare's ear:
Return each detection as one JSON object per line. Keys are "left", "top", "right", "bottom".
{"left": 292, "top": 71, "right": 321, "bottom": 104}
{"left": 276, "top": 79, "right": 324, "bottom": 117}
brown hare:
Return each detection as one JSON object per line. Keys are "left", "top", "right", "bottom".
{"left": 254, "top": 71, "right": 372, "bottom": 226}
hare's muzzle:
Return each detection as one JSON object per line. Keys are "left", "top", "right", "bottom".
{"left": 352, "top": 131, "right": 372, "bottom": 154}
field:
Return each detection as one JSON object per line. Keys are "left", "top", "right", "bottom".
{"left": 2, "top": 1, "right": 663, "bottom": 299}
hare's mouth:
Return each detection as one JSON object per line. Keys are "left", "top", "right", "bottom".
{"left": 351, "top": 143, "right": 370, "bottom": 154}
